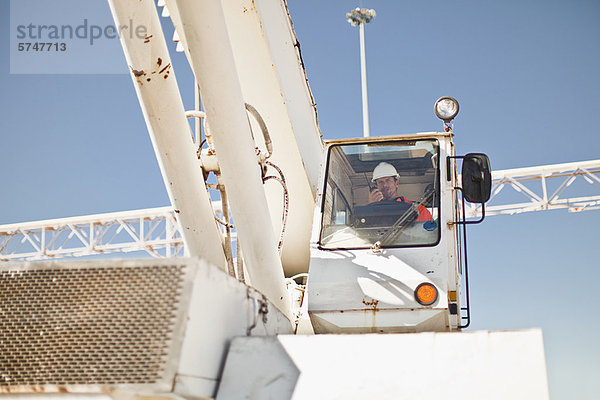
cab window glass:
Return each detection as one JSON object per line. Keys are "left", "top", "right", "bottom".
{"left": 320, "top": 140, "right": 440, "bottom": 249}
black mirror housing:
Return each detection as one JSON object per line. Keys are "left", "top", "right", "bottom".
{"left": 462, "top": 153, "right": 491, "bottom": 203}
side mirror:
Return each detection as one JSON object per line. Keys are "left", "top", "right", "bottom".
{"left": 462, "top": 153, "right": 491, "bottom": 203}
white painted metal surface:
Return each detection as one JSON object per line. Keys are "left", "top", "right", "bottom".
{"left": 174, "top": 258, "right": 293, "bottom": 398}
{"left": 217, "top": 330, "right": 549, "bottom": 400}
{"left": 169, "top": 0, "right": 290, "bottom": 317}
{"left": 308, "top": 248, "right": 451, "bottom": 333}
{"left": 308, "top": 133, "right": 461, "bottom": 333}
{"left": 0, "top": 257, "right": 293, "bottom": 399}
{"left": 253, "top": 0, "right": 324, "bottom": 196}
{"left": 107, "top": 0, "right": 226, "bottom": 269}
{"left": 467, "top": 159, "right": 600, "bottom": 217}
{"left": 218, "top": 0, "right": 319, "bottom": 277}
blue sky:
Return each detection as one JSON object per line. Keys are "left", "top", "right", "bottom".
{"left": 1, "top": 1, "right": 599, "bottom": 398}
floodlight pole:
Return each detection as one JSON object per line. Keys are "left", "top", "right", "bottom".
{"left": 358, "top": 22, "right": 369, "bottom": 138}
{"left": 347, "top": 8, "right": 376, "bottom": 138}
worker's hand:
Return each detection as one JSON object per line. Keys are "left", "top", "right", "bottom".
{"left": 368, "top": 189, "right": 383, "bottom": 203}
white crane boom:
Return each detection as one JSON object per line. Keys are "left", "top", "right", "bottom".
{"left": 163, "top": 0, "right": 291, "bottom": 316}
{"left": 107, "top": 0, "right": 227, "bottom": 269}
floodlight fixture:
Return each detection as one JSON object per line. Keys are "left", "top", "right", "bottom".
{"left": 434, "top": 96, "right": 460, "bottom": 123}
{"left": 346, "top": 8, "right": 376, "bottom": 26}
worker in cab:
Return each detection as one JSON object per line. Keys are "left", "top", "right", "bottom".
{"left": 368, "top": 162, "right": 433, "bottom": 222}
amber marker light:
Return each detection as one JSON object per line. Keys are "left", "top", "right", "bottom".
{"left": 415, "top": 283, "right": 438, "bottom": 306}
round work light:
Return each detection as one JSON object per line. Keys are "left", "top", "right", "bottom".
{"left": 434, "top": 96, "right": 460, "bottom": 123}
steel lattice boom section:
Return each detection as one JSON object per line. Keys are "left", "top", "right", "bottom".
{"left": 0, "top": 207, "right": 186, "bottom": 261}
{"left": 466, "top": 159, "right": 600, "bottom": 218}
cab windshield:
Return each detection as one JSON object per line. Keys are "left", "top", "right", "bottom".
{"left": 319, "top": 139, "right": 440, "bottom": 249}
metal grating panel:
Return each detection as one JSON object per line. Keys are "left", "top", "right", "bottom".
{"left": 0, "top": 263, "right": 188, "bottom": 392}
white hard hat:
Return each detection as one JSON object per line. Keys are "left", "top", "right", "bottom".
{"left": 372, "top": 162, "right": 399, "bottom": 182}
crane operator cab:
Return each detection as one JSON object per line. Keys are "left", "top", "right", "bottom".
{"left": 307, "top": 130, "right": 491, "bottom": 334}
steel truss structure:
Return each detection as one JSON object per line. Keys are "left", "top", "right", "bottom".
{"left": 466, "top": 159, "right": 600, "bottom": 218}
{"left": 2, "top": 160, "right": 599, "bottom": 262}
{"left": 0, "top": 207, "right": 185, "bottom": 262}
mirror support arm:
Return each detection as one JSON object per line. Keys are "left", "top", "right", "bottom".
{"left": 446, "top": 155, "right": 463, "bottom": 182}
{"left": 454, "top": 191, "right": 486, "bottom": 225}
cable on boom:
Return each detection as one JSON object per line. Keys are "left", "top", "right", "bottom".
{"left": 244, "top": 103, "right": 290, "bottom": 255}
